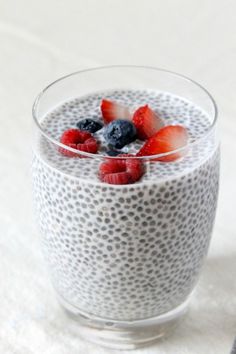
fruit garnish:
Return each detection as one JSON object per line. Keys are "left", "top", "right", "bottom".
{"left": 99, "top": 154, "right": 144, "bottom": 185}
{"left": 101, "top": 99, "right": 131, "bottom": 124}
{"left": 104, "top": 119, "right": 137, "bottom": 149}
{"left": 132, "top": 105, "right": 164, "bottom": 140}
{"left": 137, "top": 125, "right": 188, "bottom": 162}
{"left": 76, "top": 118, "right": 103, "bottom": 133}
{"left": 59, "top": 129, "right": 98, "bottom": 157}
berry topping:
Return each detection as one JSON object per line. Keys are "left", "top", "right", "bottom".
{"left": 101, "top": 99, "right": 131, "bottom": 124}
{"left": 76, "top": 118, "right": 103, "bottom": 133}
{"left": 104, "top": 119, "right": 137, "bottom": 149}
{"left": 137, "top": 125, "right": 188, "bottom": 162}
{"left": 132, "top": 105, "right": 164, "bottom": 140}
{"left": 99, "top": 155, "right": 144, "bottom": 185}
{"left": 59, "top": 129, "right": 98, "bottom": 157}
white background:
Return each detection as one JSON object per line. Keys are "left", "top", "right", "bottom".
{"left": 0, "top": 0, "right": 235, "bottom": 353}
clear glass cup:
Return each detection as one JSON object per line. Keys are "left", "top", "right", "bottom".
{"left": 32, "top": 66, "right": 219, "bottom": 349}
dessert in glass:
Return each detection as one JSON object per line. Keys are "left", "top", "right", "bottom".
{"left": 32, "top": 66, "right": 219, "bottom": 349}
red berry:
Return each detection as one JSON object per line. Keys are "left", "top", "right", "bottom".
{"left": 132, "top": 105, "right": 164, "bottom": 140}
{"left": 137, "top": 125, "right": 188, "bottom": 162}
{"left": 99, "top": 155, "right": 144, "bottom": 185}
{"left": 103, "top": 171, "right": 131, "bottom": 185}
{"left": 100, "top": 99, "right": 131, "bottom": 124}
{"left": 59, "top": 129, "right": 98, "bottom": 157}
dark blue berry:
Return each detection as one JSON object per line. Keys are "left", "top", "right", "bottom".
{"left": 104, "top": 119, "right": 137, "bottom": 149}
{"left": 76, "top": 118, "right": 103, "bottom": 133}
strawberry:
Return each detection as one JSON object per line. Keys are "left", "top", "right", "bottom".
{"left": 132, "top": 105, "right": 164, "bottom": 140}
{"left": 100, "top": 99, "right": 131, "bottom": 124}
{"left": 137, "top": 125, "right": 188, "bottom": 162}
{"left": 99, "top": 154, "right": 144, "bottom": 185}
{"left": 59, "top": 129, "right": 98, "bottom": 157}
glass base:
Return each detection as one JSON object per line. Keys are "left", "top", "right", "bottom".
{"left": 58, "top": 294, "right": 189, "bottom": 350}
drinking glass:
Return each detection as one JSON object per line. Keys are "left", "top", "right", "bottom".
{"left": 32, "top": 66, "right": 219, "bottom": 349}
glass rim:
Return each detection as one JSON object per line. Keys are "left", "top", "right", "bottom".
{"left": 32, "top": 65, "right": 218, "bottom": 160}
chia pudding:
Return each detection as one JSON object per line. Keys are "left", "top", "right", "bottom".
{"left": 32, "top": 89, "right": 219, "bottom": 321}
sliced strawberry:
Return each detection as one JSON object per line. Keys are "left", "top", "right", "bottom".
{"left": 100, "top": 99, "right": 131, "bottom": 124}
{"left": 137, "top": 125, "right": 188, "bottom": 162}
{"left": 132, "top": 105, "right": 164, "bottom": 140}
{"left": 59, "top": 129, "right": 98, "bottom": 157}
{"left": 99, "top": 155, "right": 144, "bottom": 185}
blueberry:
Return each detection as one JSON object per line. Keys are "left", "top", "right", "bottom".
{"left": 76, "top": 118, "right": 103, "bottom": 133}
{"left": 107, "top": 150, "right": 125, "bottom": 156}
{"left": 104, "top": 120, "right": 137, "bottom": 149}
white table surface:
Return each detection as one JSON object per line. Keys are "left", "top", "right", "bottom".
{"left": 0, "top": 0, "right": 235, "bottom": 353}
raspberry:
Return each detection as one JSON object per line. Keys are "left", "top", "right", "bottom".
{"left": 99, "top": 155, "right": 144, "bottom": 185}
{"left": 59, "top": 129, "right": 98, "bottom": 157}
